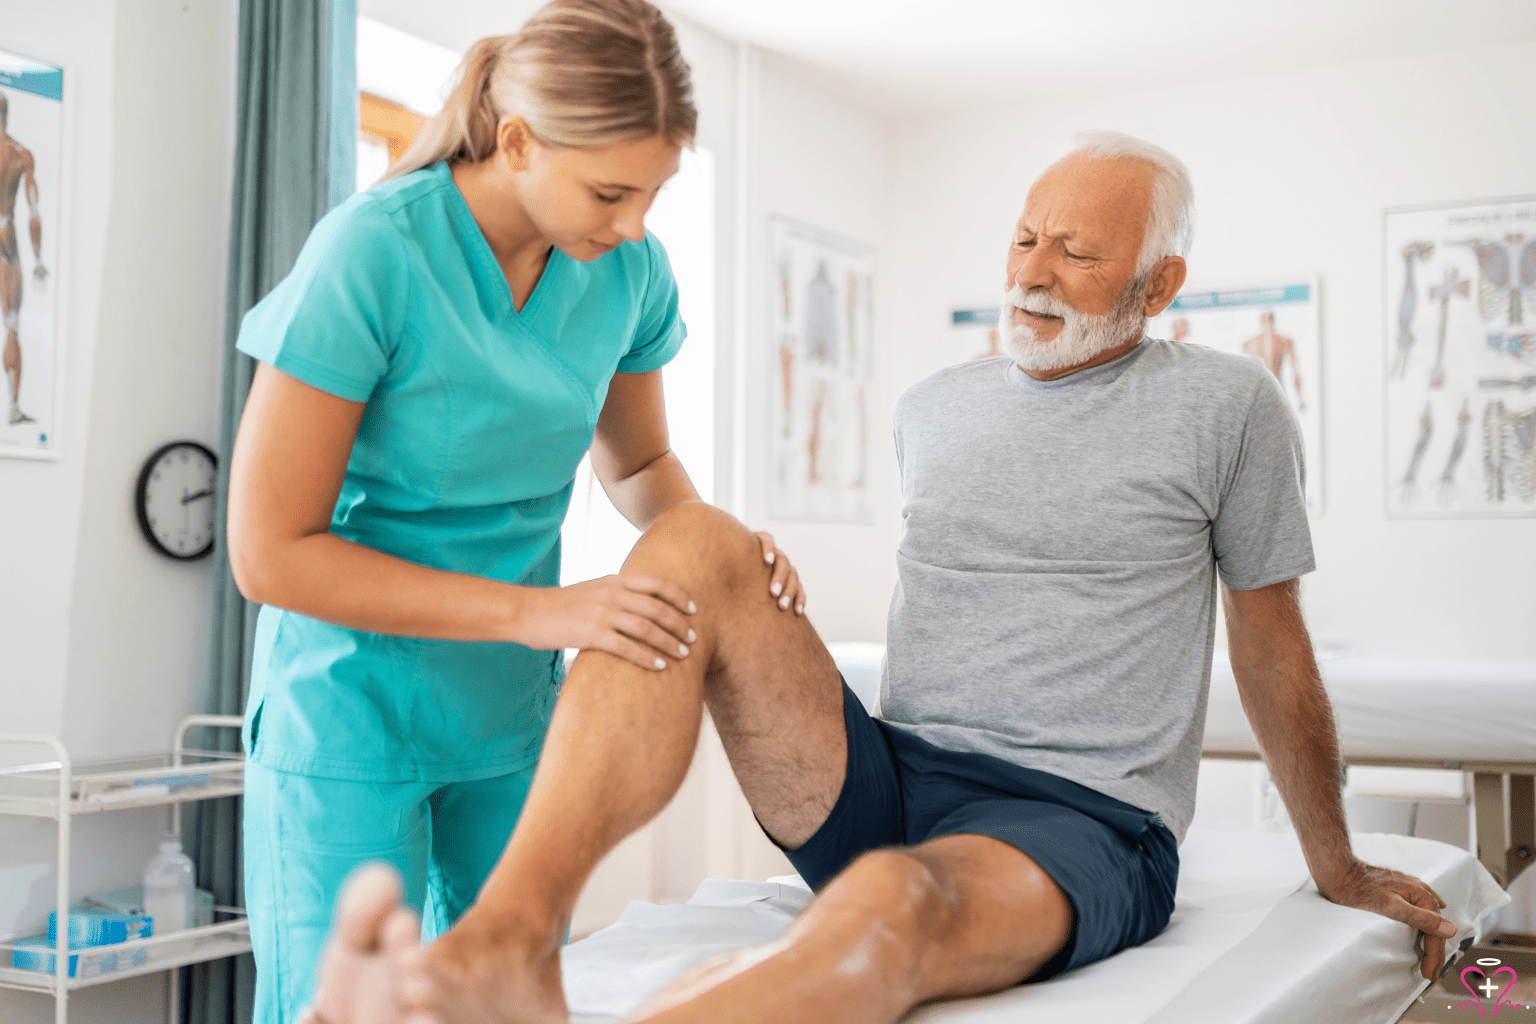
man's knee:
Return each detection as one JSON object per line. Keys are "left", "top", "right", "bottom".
{"left": 832, "top": 848, "right": 952, "bottom": 947}
{"left": 630, "top": 501, "right": 761, "bottom": 587}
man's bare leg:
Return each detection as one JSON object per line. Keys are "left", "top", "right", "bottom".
{"left": 4, "top": 326, "right": 29, "bottom": 425}
{"left": 392, "top": 502, "right": 1073, "bottom": 1024}
{"left": 405, "top": 501, "right": 851, "bottom": 1023}
{"left": 3, "top": 253, "right": 30, "bottom": 425}
{"left": 632, "top": 834, "right": 1070, "bottom": 1024}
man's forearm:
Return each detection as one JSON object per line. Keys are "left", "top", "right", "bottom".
{"left": 1224, "top": 580, "right": 1356, "bottom": 894}
{"left": 1239, "top": 652, "right": 1355, "bottom": 890}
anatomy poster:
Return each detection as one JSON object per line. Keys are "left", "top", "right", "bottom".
{"left": 1149, "top": 282, "right": 1323, "bottom": 510}
{"left": 767, "top": 216, "right": 875, "bottom": 523}
{"left": 949, "top": 307, "right": 1004, "bottom": 363}
{"left": 1384, "top": 196, "right": 1536, "bottom": 518}
{"left": 0, "top": 49, "right": 62, "bottom": 461}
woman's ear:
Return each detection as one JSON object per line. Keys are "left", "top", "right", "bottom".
{"left": 497, "top": 115, "right": 535, "bottom": 173}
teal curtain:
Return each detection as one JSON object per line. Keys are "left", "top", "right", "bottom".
{"left": 184, "top": 0, "right": 355, "bottom": 1020}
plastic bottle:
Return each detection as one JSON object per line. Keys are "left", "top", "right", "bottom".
{"left": 143, "top": 837, "right": 195, "bottom": 954}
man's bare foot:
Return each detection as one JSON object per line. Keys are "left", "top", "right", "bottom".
{"left": 301, "top": 864, "right": 425, "bottom": 1024}
{"left": 394, "top": 907, "right": 569, "bottom": 1024}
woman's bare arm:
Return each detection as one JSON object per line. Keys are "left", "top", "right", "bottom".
{"left": 588, "top": 369, "right": 701, "bottom": 530}
{"left": 591, "top": 369, "right": 806, "bottom": 614}
{"left": 228, "top": 363, "right": 695, "bottom": 667}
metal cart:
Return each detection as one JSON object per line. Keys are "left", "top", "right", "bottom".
{"left": 0, "top": 716, "right": 249, "bottom": 1024}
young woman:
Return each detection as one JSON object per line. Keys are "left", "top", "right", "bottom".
{"left": 226, "top": 2, "right": 804, "bottom": 1018}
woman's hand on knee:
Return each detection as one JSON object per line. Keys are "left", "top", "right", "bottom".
{"left": 517, "top": 575, "right": 697, "bottom": 670}
{"left": 756, "top": 532, "right": 807, "bottom": 616}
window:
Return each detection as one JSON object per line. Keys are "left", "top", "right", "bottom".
{"left": 358, "top": 92, "right": 422, "bottom": 189}
{"left": 355, "top": 17, "right": 459, "bottom": 190}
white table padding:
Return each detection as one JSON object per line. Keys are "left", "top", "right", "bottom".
{"left": 1205, "top": 653, "right": 1536, "bottom": 763}
{"left": 561, "top": 828, "right": 1507, "bottom": 1023}
{"left": 1146, "top": 831, "right": 1509, "bottom": 1024}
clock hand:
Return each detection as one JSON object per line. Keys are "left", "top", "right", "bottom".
{"left": 181, "top": 489, "right": 216, "bottom": 504}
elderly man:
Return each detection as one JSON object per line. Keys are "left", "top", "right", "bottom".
{"left": 305, "top": 131, "right": 1454, "bottom": 1024}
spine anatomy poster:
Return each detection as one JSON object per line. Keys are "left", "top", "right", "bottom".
{"left": 767, "top": 215, "right": 876, "bottom": 524}
{"left": 0, "top": 49, "right": 62, "bottom": 460}
{"left": 1385, "top": 196, "right": 1536, "bottom": 518}
{"left": 1149, "top": 282, "right": 1323, "bottom": 511}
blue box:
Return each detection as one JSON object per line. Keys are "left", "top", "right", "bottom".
{"left": 48, "top": 907, "right": 152, "bottom": 946}
{"left": 9, "top": 936, "right": 150, "bottom": 977}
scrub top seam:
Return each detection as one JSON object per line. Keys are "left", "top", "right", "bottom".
{"left": 516, "top": 249, "right": 565, "bottom": 322}
{"left": 440, "top": 166, "right": 513, "bottom": 321}
{"left": 517, "top": 317, "right": 601, "bottom": 425}
{"left": 400, "top": 311, "right": 459, "bottom": 511}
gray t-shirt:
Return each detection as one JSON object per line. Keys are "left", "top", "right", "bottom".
{"left": 880, "top": 338, "right": 1314, "bottom": 844}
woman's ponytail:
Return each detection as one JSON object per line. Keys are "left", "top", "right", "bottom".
{"left": 381, "top": 36, "right": 507, "bottom": 183}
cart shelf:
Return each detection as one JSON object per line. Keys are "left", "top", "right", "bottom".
{"left": 0, "top": 912, "right": 250, "bottom": 993}
{"left": 0, "top": 716, "right": 247, "bottom": 1024}
{"left": 0, "top": 748, "right": 243, "bottom": 818}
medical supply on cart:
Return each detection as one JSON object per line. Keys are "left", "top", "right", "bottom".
{"left": 143, "top": 837, "right": 195, "bottom": 937}
{"left": 47, "top": 907, "right": 152, "bottom": 945}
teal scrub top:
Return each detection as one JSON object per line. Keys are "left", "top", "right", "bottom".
{"left": 235, "top": 162, "right": 686, "bottom": 782}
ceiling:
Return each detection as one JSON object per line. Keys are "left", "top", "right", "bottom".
{"left": 360, "top": 0, "right": 1536, "bottom": 114}
{"left": 658, "top": 0, "right": 1536, "bottom": 111}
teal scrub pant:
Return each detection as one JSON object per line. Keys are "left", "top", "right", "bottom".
{"left": 243, "top": 762, "right": 537, "bottom": 1024}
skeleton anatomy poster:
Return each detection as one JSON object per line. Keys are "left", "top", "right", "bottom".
{"left": 767, "top": 215, "right": 876, "bottom": 523}
{"left": 1385, "top": 196, "right": 1536, "bottom": 518}
{"left": 1149, "top": 282, "right": 1323, "bottom": 510}
{"left": 0, "top": 49, "right": 62, "bottom": 460}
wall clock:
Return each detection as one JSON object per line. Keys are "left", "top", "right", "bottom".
{"left": 135, "top": 441, "right": 218, "bottom": 560}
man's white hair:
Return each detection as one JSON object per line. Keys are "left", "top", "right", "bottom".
{"left": 1059, "top": 130, "right": 1195, "bottom": 276}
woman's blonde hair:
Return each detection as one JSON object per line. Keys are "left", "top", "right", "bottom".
{"left": 382, "top": 0, "right": 696, "bottom": 183}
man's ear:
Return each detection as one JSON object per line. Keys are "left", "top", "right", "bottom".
{"left": 496, "top": 115, "right": 535, "bottom": 172}
{"left": 1142, "top": 256, "right": 1188, "bottom": 317}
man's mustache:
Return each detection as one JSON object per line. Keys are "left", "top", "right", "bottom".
{"left": 1003, "top": 286, "right": 1074, "bottom": 319}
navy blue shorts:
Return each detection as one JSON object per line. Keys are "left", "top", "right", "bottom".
{"left": 777, "top": 682, "right": 1179, "bottom": 983}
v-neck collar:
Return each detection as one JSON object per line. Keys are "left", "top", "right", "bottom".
{"left": 438, "top": 163, "right": 565, "bottom": 322}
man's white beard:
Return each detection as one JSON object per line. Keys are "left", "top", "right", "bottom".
{"left": 998, "top": 280, "right": 1148, "bottom": 374}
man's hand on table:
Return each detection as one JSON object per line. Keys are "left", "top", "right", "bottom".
{"left": 1316, "top": 858, "right": 1456, "bottom": 980}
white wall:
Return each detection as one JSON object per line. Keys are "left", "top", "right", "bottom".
{"left": 0, "top": 2, "right": 235, "bottom": 1022}
{"left": 888, "top": 42, "right": 1536, "bottom": 660}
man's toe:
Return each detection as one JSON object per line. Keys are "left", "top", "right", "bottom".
{"left": 336, "top": 864, "right": 405, "bottom": 951}
{"left": 381, "top": 907, "right": 422, "bottom": 955}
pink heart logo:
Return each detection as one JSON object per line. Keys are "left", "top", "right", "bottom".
{"left": 1459, "top": 965, "right": 1518, "bottom": 1018}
